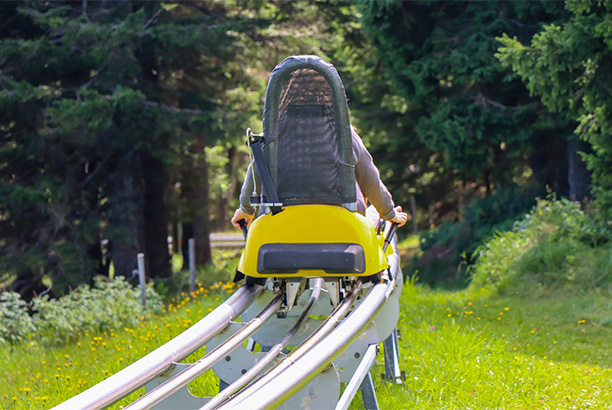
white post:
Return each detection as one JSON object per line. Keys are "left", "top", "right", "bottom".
{"left": 188, "top": 238, "right": 196, "bottom": 294}
{"left": 137, "top": 253, "right": 146, "bottom": 308}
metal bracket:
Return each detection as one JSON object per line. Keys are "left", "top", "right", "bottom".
{"left": 144, "top": 364, "right": 209, "bottom": 410}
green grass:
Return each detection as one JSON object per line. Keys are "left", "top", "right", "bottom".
{"left": 352, "top": 285, "right": 612, "bottom": 409}
{"left": 3, "top": 281, "right": 612, "bottom": 409}
{"left": 0, "top": 281, "right": 237, "bottom": 409}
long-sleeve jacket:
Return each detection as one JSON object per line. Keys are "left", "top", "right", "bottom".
{"left": 239, "top": 129, "right": 396, "bottom": 220}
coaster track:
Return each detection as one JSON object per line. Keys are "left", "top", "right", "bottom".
{"left": 52, "top": 238, "right": 401, "bottom": 410}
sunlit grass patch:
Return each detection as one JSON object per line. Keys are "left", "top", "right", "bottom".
{"left": 0, "top": 278, "right": 239, "bottom": 409}
{"left": 356, "top": 283, "right": 612, "bottom": 409}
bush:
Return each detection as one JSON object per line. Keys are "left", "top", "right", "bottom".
{"left": 0, "top": 292, "right": 36, "bottom": 345}
{"left": 469, "top": 197, "right": 611, "bottom": 293}
{"left": 0, "top": 278, "right": 163, "bottom": 345}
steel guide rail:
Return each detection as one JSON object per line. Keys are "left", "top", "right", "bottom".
{"left": 219, "top": 272, "right": 396, "bottom": 410}
{"left": 125, "top": 292, "right": 285, "bottom": 410}
{"left": 51, "top": 284, "right": 264, "bottom": 410}
{"left": 201, "top": 278, "right": 324, "bottom": 410}
{"left": 214, "top": 280, "right": 363, "bottom": 407}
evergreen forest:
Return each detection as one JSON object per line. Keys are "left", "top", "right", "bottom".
{"left": 1, "top": 0, "right": 611, "bottom": 300}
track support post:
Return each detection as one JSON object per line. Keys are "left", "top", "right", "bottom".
{"left": 383, "top": 328, "right": 402, "bottom": 382}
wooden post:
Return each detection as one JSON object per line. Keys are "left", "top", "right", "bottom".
{"left": 137, "top": 253, "right": 146, "bottom": 309}
{"left": 409, "top": 194, "right": 418, "bottom": 234}
{"left": 189, "top": 238, "right": 196, "bottom": 294}
{"left": 457, "top": 180, "right": 464, "bottom": 221}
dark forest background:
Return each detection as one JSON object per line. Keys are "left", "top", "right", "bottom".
{"left": 2, "top": 0, "right": 611, "bottom": 299}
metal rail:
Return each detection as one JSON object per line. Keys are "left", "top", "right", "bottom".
{"left": 227, "top": 281, "right": 362, "bottom": 401}
{"left": 54, "top": 223, "right": 400, "bottom": 410}
{"left": 200, "top": 278, "right": 324, "bottom": 410}
{"left": 219, "top": 273, "right": 394, "bottom": 410}
{"left": 125, "top": 292, "right": 284, "bottom": 410}
{"left": 51, "top": 283, "right": 264, "bottom": 410}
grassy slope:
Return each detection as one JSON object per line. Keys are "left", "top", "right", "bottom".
{"left": 358, "top": 285, "right": 612, "bottom": 409}
{"left": 3, "top": 231, "right": 612, "bottom": 410}
{"left": 0, "top": 282, "right": 234, "bottom": 409}
{"left": 3, "top": 281, "right": 612, "bottom": 409}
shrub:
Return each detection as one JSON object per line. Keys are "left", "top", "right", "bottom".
{"left": 469, "top": 197, "right": 611, "bottom": 293}
{"left": 0, "top": 278, "right": 163, "bottom": 346}
{"left": 33, "top": 277, "right": 163, "bottom": 344}
{"left": 0, "top": 292, "right": 36, "bottom": 345}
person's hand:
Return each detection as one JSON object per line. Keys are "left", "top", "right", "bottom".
{"left": 391, "top": 206, "right": 408, "bottom": 227}
{"left": 231, "top": 208, "right": 254, "bottom": 228}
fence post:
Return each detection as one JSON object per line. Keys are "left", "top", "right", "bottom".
{"left": 409, "top": 194, "right": 418, "bottom": 234}
{"left": 189, "top": 238, "right": 196, "bottom": 294}
{"left": 137, "top": 253, "right": 146, "bottom": 309}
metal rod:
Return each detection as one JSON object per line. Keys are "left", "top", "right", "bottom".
{"left": 219, "top": 278, "right": 391, "bottom": 410}
{"left": 125, "top": 292, "right": 284, "bottom": 410}
{"left": 51, "top": 284, "right": 263, "bottom": 410}
{"left": 248, "top": 137, "right": 281, "bottom": 214}
{"left": 200, "top": 279, "right": 324, "bottom": 410}
{"left": 137, "top": 253, "right": 146, "bottom": 308}
{"left": 335, "top": 344, "right": 378, "bottom": 410}
{"left": 189, "top": 238, "right": 196, "bottom": 294}
{"left": 383, "top": 329, "right": 401, "bottom": 380}
{"left": 360, "top": 372, "right": 380, "bottom": 410}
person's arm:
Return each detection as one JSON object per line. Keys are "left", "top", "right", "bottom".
{"left": 353, "top": 131, "right": 395, "bottom": 220}
{"left": 353, "top": 130, "right": 408, "bottom": 226}
{"left": 238, "top": 164, "right": 255, "bottom": 215}
{"left": 232, "top": 164, "right": 258, "bottom": 227}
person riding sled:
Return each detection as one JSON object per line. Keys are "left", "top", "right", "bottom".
{"left": 231, "top": 56, "right": 407, "bottom": 230}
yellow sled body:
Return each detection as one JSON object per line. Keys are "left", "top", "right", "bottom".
{"left": 237, "top": 205, "right": 390, "bottom": 278}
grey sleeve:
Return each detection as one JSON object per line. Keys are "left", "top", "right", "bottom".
{"left": 353, "top": 132, "right": 396, "bottom": 220}
{"left": 238, "top": 164, "right": 257, "bottom": 215}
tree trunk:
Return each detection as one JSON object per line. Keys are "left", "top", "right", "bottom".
{"left": 181, "top": 222, "right": 193, "bottom": 271}
{"left": 181, "top": 136, "right": 212, "bottom": 267}
{"left": 107, "top": 149, "right": 146, "bottom": 279}
{"left": 142, "top": 153, "right": 171, "bottom": 278}
{"left": 221, "top": 145, "right": 238, "bottom": 231}
{"left": 193, "top": 142, "right": 212, "bottom": 265}
{"left": 567, "top": 137, "right": 592, "bottom": 201}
